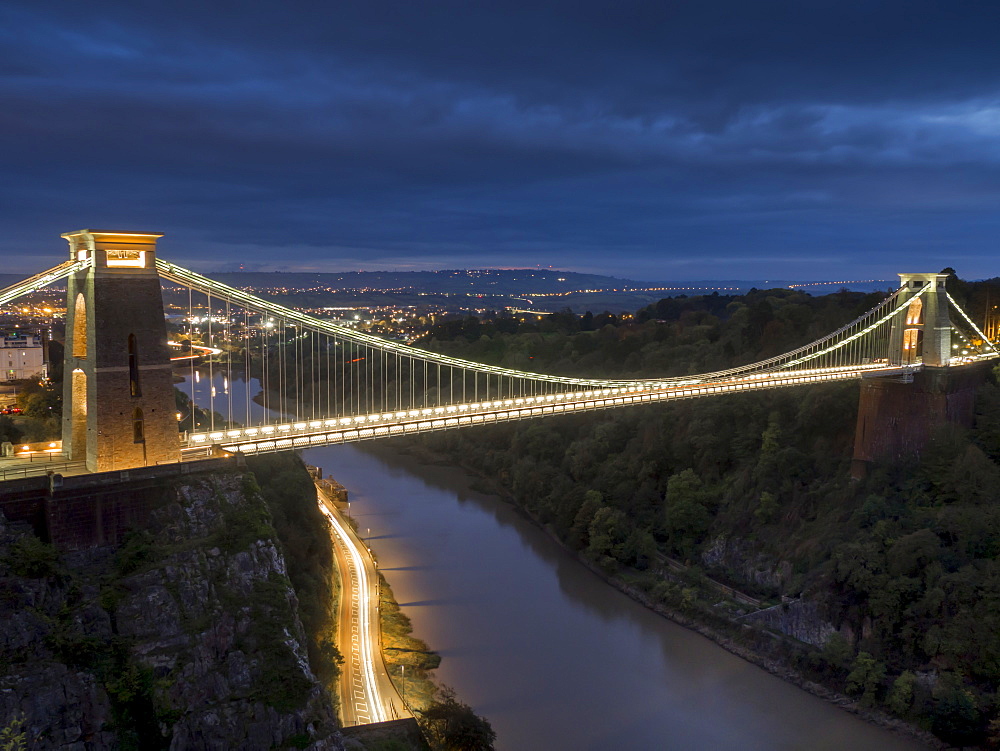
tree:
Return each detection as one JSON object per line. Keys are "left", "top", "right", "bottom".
{"left": 0, "top": 713, "right": 25, "bottom": 751}
{"left": 886, "top": 671, "right": 916, "bottom": 717}
{"left": 420, "top": 686, "right": 496, "bottom": 751}
{"left": 623, "top": 528, "right": 657, "bottom": 570}
{"left": 754, "top": 491, "right": 779, "bottom": 523}
{"left": 569, "top": 490, "right": 603, "bottom": 550}
{"left": 664, "top": 469, "right": 710, "bottom": 555}
{"left": 587, "top": 506, "right": 627, "bottom": 560}
{"left": 821, "top": 633, "right": 852, "bottom": 673}
{"left": 846, "top": 652, "right": 885, "bottom": 706}
{"left": 931, "top": 681, "right": 983, "bottom": 747}
{"left": 15, "top": 378, "right": 60, "bottom": 421}
{"left": 0, "top": 416, "right": 22, "bottom": 446}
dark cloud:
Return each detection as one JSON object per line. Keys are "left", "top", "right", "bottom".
{"left": 1, "top": 0, "right": 1000, "bottom": 279}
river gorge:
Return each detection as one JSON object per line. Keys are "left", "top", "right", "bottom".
{"left": 186, "top": 373, "right": 926, "bottom": 750}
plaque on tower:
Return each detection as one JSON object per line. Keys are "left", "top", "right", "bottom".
{"left": 106, "top": 249, "right": 146, "bottom": 268}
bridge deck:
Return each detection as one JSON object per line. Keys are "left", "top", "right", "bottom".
{"left": 186, "top": 363, "right": 923, "bottom": 456}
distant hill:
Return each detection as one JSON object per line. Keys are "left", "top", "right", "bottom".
{"left": 207, "top": 269, "right": 646, "bottom": 295}
{"left": 0, "top": 267, "right": 896, "bottom": 305}
{"left": 200, "top": 269, "right": 895, "bottom": 295}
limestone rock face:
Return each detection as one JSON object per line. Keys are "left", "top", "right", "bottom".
{"left": 741, "top": 599, "right": 838, "bottom": 647}
{"left": 701, "top": 535, "right": 792, "bottom": 591}
{"left": 0, "top": 472, "right": 344, "bottom": 750}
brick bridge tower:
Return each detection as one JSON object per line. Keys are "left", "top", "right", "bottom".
{"left": 61, "top": 230, "right": 180, "bottom": 472}
{"left": 852, "top": 272, "right": 985, "bottom": 478}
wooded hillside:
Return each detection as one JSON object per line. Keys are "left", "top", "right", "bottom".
{"left": 414, "top": 283, "right": 1000, "bottom": 748}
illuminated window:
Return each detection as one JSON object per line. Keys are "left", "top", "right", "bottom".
{"left": 905, "top": 297, "right": 923, "bottom": 325}
{"left": 133, "top": 408, "right": 145, "bottom": 443}
{"left": 128, "top": 334, "right": 141, "bottom": 397}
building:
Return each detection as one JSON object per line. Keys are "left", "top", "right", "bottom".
{"left": 2, "top": 333, "right": 46, "bottom": 381}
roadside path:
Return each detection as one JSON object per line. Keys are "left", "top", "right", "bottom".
{"left": 316, "top": 482, "right": 409, "bottom": 726}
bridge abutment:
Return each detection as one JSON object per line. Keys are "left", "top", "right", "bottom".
{"left": 60, "top": 230, "right": 180, "bottom": 472}
{"left": 851, "top": 364, "right": 988, "bottom": 479}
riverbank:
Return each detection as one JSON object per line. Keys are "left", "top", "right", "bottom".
{"left": 377, "top": 571, "right": 441, "bottom": 713}
{"left": 380, "top": 440, "right": 943, "bottom": 750}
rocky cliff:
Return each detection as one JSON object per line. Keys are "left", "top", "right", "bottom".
{"left": 0, "top": 470, "right": 344, "bottom": 750}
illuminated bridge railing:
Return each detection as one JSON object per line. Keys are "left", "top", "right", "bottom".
{"left": 183, "top": 362, "right": 923, "bottom": 454}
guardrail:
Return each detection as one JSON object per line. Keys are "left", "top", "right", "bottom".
{"left": 0, "top": 460, "right": 86, "bottom": 482}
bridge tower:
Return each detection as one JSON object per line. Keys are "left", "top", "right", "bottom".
{"left": 853, "top": 272, "right": 983, "bottom": 478}
{"left": 889, "top": 272, "right": 951, "bottom": 366}
{"left": 61, "top": 230, "right": 180, "bottom": 472}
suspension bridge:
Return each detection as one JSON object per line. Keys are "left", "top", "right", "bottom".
{"left": 0, "top": 230, "right": 996, "bottom": 475}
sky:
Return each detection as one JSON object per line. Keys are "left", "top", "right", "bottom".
{"left": 2, "top": 1, "right": 1000, "bottom": 281}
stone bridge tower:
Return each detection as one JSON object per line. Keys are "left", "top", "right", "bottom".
{"left": 61, "top": 230, "right": 180, "bottom": 472}
{"left": 888, "top": 272, "right": 951, "bottom": 366}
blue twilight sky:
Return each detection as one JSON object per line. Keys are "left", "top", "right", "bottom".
{"left": 2, "top": 1, "right": 1000, "bottom": 281}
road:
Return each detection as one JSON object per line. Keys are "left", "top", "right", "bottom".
{"left": 316, "top": 483, "right": 410, "bottom": 727}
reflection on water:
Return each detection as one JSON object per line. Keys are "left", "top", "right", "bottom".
{"left": 301, "top": 443, "right": 927, "bottom": 751}
{"left": 179, "top": 373, "right": 287, "bottom": 429}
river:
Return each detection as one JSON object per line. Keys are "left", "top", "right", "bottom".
{"left": 302, "top": 443, "right": 926, "bottom": 751}
{"left": 188, "top": 374, "right": 925, "bottom": 750}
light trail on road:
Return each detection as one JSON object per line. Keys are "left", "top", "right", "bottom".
{"left": 317, "top": 489, "right": 403, "bottom": 725}
{"left": 319, "top": 498, "right": 385, "bottom": 723}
